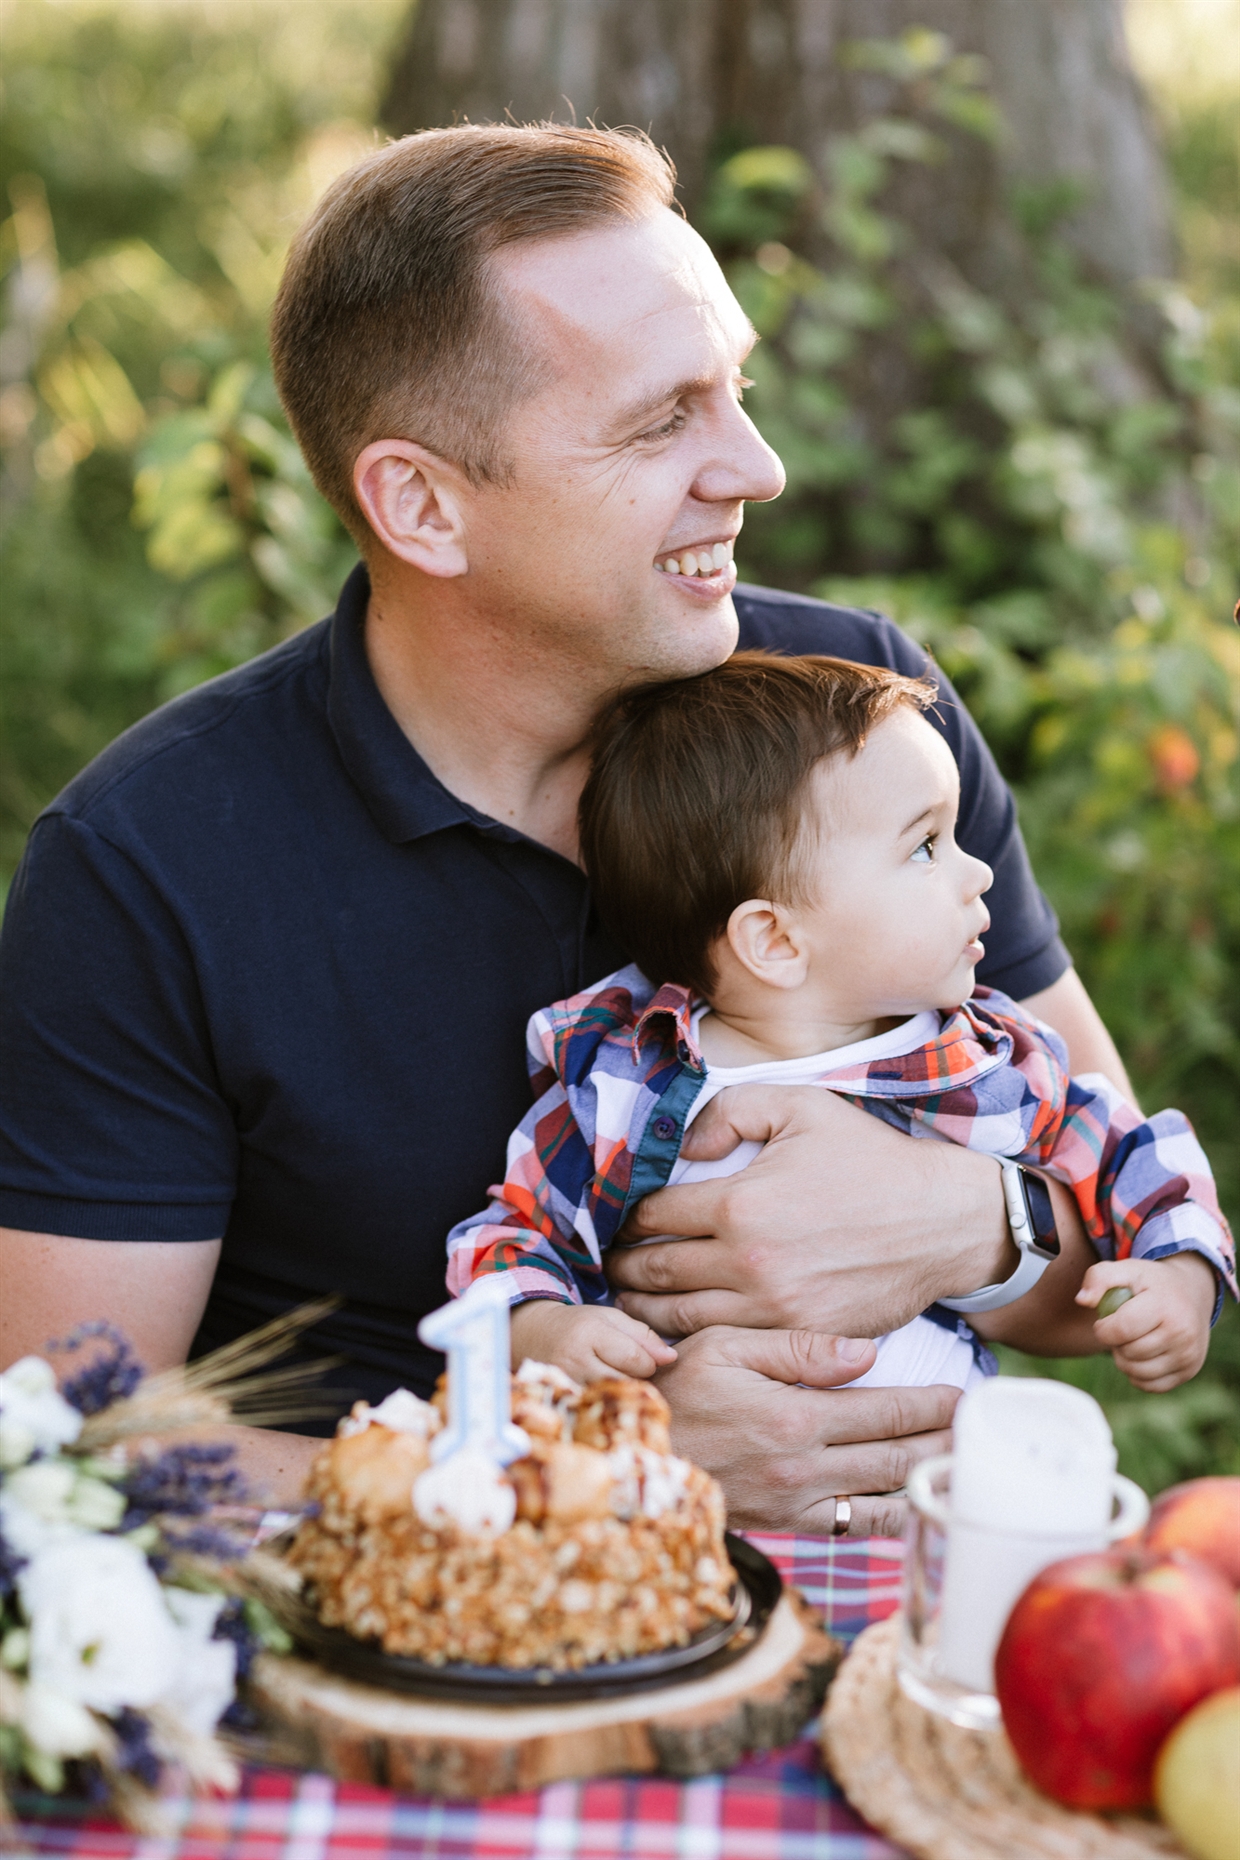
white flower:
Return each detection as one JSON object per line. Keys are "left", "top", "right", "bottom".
{"left": 1, "top": 1459, "right": 81, "bottom": 1558}
{"left": 20, "top": 1535, "right": 182, "bottom": 1712}
{"left": 0, "top": 1357, "right": 82, "bottom": 1470}
{"left": 159, "top": 1589, "right": 236, "bottom": 1739}
{"left": 22, "top": 1684, "right": 107, "bottom": 1759}
{"left": 0, "top": 1460, "right": 126, "bottom": 1559}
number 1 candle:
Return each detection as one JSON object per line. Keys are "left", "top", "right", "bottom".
{"left": 412, "top": 1278, "right": 530, "bottom": 1532}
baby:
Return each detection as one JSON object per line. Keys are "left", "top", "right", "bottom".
{"left": 447, "top": 653, "right": 1234, "bottom": 1393}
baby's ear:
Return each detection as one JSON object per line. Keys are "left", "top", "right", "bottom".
{"left": 724, "top": 898, "right": 808, "bottom": 989}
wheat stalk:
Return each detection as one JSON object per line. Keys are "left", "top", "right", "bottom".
{"left": 76, "top": 1297, "right": 346, "bottom": 1449}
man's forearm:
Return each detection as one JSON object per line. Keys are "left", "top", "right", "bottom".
{"left": 216, "top": 1422, "right": 322, "bottom": 1507}
{"left": 913, "top": 1139, "right": 1018, "bottom": 1316}
{"left": 114, "top": 1421, "right": 322, "bottom": 1508}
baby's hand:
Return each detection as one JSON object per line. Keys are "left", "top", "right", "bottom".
{"left": 1076, "top": 1255, "right": 1216, "bottom": 1392}
{"left": 509, "top": 1299, "right": 678, "bottom": 1384}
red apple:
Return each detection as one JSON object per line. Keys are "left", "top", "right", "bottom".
{"left": 1144, "top": 1477, "right": 1240, "bottom": 1589}
{"left": 994, "top": 1548, "right": 1240, "bottom": 1811}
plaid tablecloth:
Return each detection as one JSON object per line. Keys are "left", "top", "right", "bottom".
{"left": 8, "top": 1534, "right": 910, "bottom": 1860}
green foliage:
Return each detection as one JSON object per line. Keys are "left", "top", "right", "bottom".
{"left": 697, "top": 24, "right": 1240, "bottom": 1470}
{"left": 1, "top": 2, "right": 1236, "bottom": 1488}
{"left": 0, "top": 0, "right": 382, "bottom": 877}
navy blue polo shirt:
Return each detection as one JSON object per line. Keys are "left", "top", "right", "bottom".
{"left": 0, "top": 566, "right": 1068, "bottom": 1423}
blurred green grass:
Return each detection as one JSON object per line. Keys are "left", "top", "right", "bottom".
{"left": 1, "top": 0, "right": 1236, "bottom": 1492}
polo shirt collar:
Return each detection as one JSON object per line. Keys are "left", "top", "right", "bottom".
{"left": 326, "top": 563, "right": 509, "bottom": 845}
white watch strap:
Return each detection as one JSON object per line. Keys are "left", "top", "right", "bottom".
{"left": 938, "top": 1162, "right": 1056, "bottom": 1313}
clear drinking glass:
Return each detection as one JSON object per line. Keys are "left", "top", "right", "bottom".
{"left": 897, "top": 1452, "right": 1150, "bottom": 1730}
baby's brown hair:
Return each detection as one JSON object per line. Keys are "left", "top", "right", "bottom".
{"left": 579, "top": 651, "right": 935, "bottom": 997}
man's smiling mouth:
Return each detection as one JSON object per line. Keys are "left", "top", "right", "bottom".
{"left": 657, "top": 539, "right": 734, "bottom": 578}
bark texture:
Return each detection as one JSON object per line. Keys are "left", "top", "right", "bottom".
{"left": 381, "top": 0, "right": 1174, "bottom": 294}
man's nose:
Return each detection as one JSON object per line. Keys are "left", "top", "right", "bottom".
{"left": 694, "top": 402, "right": 786, "bottom": 507}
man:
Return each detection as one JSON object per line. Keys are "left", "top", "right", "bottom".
{"left": 0, "top": 126, "right": 1140, "bottom": 1533}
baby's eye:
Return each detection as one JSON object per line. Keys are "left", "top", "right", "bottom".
{"left": 910, "top": 835, "right": 936, "bottom": 864}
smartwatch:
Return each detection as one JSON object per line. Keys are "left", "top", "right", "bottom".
{"left": 939, "top": 1162, "right": 1060, "bottom": 1313}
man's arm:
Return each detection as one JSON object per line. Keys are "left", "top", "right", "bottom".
{"left": 609, "top": 967, "right": 1127, "bottom": 1350}
{"left": 0, "top": 1229, "right": 320, "bottom": 1503}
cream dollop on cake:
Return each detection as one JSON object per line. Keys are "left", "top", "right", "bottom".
{"left": 289, "top": 1364, "right": 736, "bottom": 1669}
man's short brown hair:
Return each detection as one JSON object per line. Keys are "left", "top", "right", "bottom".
{"left": 578, "top": 652, "right": 935, "bottom": 998}
{"left": 270, "top": 124, "right": 675, "bottom": 544}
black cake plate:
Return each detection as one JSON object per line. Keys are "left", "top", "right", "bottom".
{"left": 287, "top": 1532, "right": 781, "bottom": 1704}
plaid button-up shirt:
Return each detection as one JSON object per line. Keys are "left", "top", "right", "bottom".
{"left": 446, "top": 967, "right": 1236, "bottom": 1319}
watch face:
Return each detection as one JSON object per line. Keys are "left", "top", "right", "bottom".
{"left": 1023, "top": 1171, "right": 1060, "bottom": 1257}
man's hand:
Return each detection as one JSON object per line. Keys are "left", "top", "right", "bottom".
{"left": 509, "top": 1298, "right": 677, "bottom": 1383}
{"left": 654, "top": 1326, "right": 959, "bottom": 1535}
{"left": 610, "top": 1085, "right": 1013, "bottom": 1339}
{"left": 1077, "top": 1254, "right": 1217, "bottom": 1392}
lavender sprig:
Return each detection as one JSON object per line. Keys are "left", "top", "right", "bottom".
{"left": 212, "top": 1597, "right": 263, "bottom": 1728}
{"left": 109, "top": 1709, "right": 163, "bottom": 1789}
{"left": 0, "top": 1522, "right": 26, "bottom": 1599}
{"left": 50, "top": 1322, "right": 144, "bottom": 1416}
{"left": 120, "top": 1443, "right": 245, "bottom": 1530}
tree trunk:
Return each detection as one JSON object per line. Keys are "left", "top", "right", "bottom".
{"left": 381, "top": 0, "right": 1174, "bottom": 296}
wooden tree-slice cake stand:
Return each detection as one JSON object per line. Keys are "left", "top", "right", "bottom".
{"left": 250, "top": 1588, "right": 840, "bottom": 1798}
{"left": 822, "top": 1616, "right": 1189, "bottom": 1860}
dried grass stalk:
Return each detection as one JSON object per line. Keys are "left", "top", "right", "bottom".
{"left": 77, "top": 1297, "right": 345, "bottom": 1449}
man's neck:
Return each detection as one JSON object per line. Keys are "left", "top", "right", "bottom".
{"left": 364, "top": 568, "right": 606, "bottom": 862}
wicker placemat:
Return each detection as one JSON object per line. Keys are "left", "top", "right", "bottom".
{"left": 821, "top": 1615, "right": 1187, "bottom": 1860}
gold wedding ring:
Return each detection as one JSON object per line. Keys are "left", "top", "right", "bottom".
{"left": 831, "top": 1496, "right": 852, "bottom": 1537}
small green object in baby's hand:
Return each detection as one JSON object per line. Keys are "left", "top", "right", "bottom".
{"left": 1097, "top": 1286, "right": 1135, "bottom": 1319}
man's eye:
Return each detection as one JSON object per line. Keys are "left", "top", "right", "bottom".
{"left": 911, "top": 835, "right": 936, "bottom": 864}
{"left": 639, "top": 410, "right": 687, "bottom": 442}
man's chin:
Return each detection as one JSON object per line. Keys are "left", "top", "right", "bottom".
{"left": 644, "top": 584, "right": 740, "bottom": 680}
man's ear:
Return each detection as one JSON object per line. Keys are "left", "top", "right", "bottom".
{"left": 725, "top": 899, "right": 809, "bottom": 989}
{"left": 353, "top": 439, "right": 472, "bottom": 578}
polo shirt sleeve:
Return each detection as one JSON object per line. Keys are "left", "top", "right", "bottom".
{"left": 0, "top": 811, "right": 237, "bottom": 1240}
{"left": 733, "top": 590, "right": 1071, "bottom": 1001}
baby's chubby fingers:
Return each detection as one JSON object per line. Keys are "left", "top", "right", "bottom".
{"left": 1075, "top": 1258, "right": 1139, "bottom": 1311}
{"left": 1113, "top": 1346, "right": 1194, "bottom": 1393}
{"left": 1078, "top": 1261, "right": 1159, "bottom": 1349}
{"left": 510, "top": 1296, "right": 678, "bottom": 1383}
{"left": 591, "top": 1308, "right": 679, "bottom": 1378}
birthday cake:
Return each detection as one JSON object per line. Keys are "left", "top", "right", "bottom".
{"left": 288, "top": 1363, "right": 737, "bottom": 1670}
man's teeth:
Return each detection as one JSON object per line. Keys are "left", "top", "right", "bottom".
{"left": 660, "top": 542, "right": 732, "bottom": 577}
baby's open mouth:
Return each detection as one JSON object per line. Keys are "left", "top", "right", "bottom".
{"left": 656, "top": 540, "right": 734, "bottom": 579}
